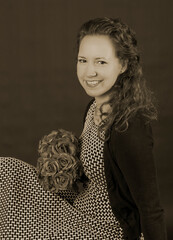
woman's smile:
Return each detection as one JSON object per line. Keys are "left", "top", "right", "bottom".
{"left": 85, "top": 80, "right": 103, "bottom": 88}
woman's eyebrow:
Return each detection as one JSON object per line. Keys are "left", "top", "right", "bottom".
{"left": 95, "top": 57, "right": 107, "bottom": 60}
{"left": 78, "top": 56, "right": 107, "bottom": 59}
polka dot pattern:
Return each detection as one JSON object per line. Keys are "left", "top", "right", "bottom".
{"left": 0, "top": 101, "right": 126, "bottom": 239}
{"left": 73, "top": 101, "right": 124, "bottom": 239}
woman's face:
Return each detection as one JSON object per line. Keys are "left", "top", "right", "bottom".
{"left": 77, "top": 35, "right": 123, "bottom": 104}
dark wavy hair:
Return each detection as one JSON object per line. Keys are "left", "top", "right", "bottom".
{"left": 76, "top": 17, "right": 157, "bottom": 140}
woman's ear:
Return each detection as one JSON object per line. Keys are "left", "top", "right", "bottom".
{"left": 120, "top": 60, "right": 128, "bottom": 73}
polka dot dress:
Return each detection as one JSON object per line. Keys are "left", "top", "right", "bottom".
{"left": 73, "top": 101, "right": 124, "bottom": 239}
{"left": 0, "top": 101, "right": 124, "bottom": 239}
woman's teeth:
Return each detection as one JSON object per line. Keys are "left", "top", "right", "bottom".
{"left": 86, "top": 80, "right": 101, "bottom": 87}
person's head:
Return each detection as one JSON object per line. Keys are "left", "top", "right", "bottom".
{"left": 77, "top": 17, "right": 139, "bottom": 101}
{"left": 76, "top": 17, "right": 157, "bottom": 139}
{"left": 77, "top": 34, "right": 126, "bottom": 105}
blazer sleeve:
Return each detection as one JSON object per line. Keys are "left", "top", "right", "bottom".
{"left": 111, "top": 116, "right": 167, "bottom": 240}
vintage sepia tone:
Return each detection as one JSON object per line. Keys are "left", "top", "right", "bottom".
{"left": 0, "top": 0, "right": 172, "bottom": 239}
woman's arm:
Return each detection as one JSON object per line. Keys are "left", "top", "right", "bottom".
{"left": 112, "top": 116, "right": 167, "bottom": 240}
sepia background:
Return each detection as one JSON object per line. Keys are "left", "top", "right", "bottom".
{"left": 0, "top": 0, "right": 172, "bottom": 238}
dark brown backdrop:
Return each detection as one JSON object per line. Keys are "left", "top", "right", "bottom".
{"left": 0, "top": 0, "right": 172, "bottom": 238}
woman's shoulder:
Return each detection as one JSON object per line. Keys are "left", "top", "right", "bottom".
{"left": 107, "top": 113, "right": 155, "bottom": 171}
{"left": 109, "top": 113, "right": 153, "bottom": 147}
{"left": 127, "top": 113, "right": 152, "bottom": 134}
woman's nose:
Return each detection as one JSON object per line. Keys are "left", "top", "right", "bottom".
{"left": 86, "top": 63, "right": 97, "bottom": 77}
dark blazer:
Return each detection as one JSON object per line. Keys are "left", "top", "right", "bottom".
{"left": 83, "top": 100, "right": 167, "bottom": 240}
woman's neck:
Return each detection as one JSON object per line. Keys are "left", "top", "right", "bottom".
{"left": 94, "top": 95, "right": 110, "bottom": 108}
{"left": 94, "top": 97, "right": 112, "bottom": 126}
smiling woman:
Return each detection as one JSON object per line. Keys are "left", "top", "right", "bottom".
{"left": 75, "top": 17, "right": 167, "bottom": 240}
{"left": 0, "top": 17, "right": 167, "bottom": 240}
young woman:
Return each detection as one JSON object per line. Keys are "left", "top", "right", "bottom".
{"left": 75, "top": 17, "right": 167, "bottom": 240}
{"left": 0, "top": 17, "right": 167, "bottom": 240}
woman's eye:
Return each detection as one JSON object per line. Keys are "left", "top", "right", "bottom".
{"left": 97, "top": 61, "right": 107, "bottom": 65}
{"left": 78, "top": 59, "right": 86, "bottom": 63}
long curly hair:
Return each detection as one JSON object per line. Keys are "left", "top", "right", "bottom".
{"left": 76, "top": 17, "right": 157, "bottom": 140}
